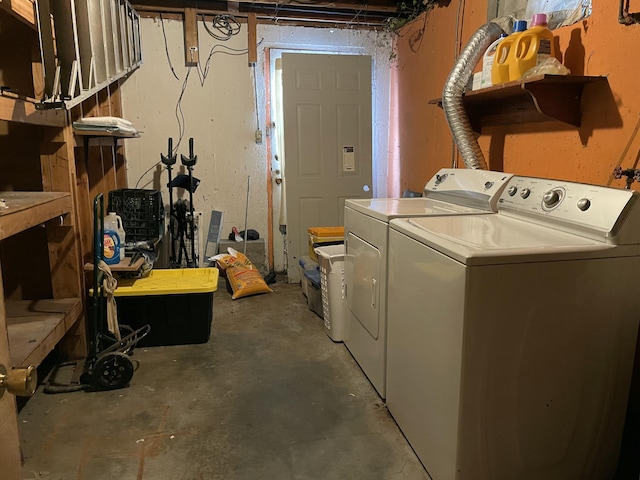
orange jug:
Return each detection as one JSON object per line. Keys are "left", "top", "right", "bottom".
{"left": 511, "top": 13, "right": 556, "bottom": 81}
{"left": 491, "top": 20, "right": 528, "bottom": 85}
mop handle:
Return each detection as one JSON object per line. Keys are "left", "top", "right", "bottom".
{"left": 244, "top": 175, "right": 250, "bottom": 256}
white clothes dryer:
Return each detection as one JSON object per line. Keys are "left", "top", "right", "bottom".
{"left": 343, "top": 168, "right": 513, "bottom": 398}
{"left": 386, "top": 176, "right": 640, "bottom": 480}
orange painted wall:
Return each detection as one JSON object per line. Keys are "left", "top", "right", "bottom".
{"left": 393, "top": 2, "right": 640, "bottom": 192}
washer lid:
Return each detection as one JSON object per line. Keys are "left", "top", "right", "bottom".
{"left": 345, "top": 197, "right": 483, "bottom": 222}
{"left": 390, "top": 215, "right": 615, "bottom": 266}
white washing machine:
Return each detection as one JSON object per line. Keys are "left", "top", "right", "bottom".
{"left": 343, "top": 168, "right": 513, "bottom": 398}
{"left": 386, "top": 176, "right": 640, "bottom": 480}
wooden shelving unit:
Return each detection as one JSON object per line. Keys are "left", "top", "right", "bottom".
{"left": 0, "top": 192, "right": 82, "bottom": 369}
{"left": 430, "top": 74, "right": 609, "bottom": 132}
{"left": 0, "top": 1, "right": 141, "bottom": 476}
{"left": 74, "top": 128, "right": 141, "bottom": 148}
{"left": 0, "top": 94, "right": 66, "bottom": 127}
{"left": 0, "top": 192, "right": 71, "bottom": 240}
{"left": 6, "top": 299, "right": 82, "bottom": 368}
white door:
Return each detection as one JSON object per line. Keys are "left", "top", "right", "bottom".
{"left": 0, "top": 266, "right": 22, "bottom": 480}
{"left": 282, "top": 53, "right": 372, "bottom": 283}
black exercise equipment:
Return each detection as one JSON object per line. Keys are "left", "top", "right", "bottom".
{"left": 160, "top": 138, "right": 178, "bottom": 267}
{"left": 163, "top": 137, "right": 200, "bottom": 268}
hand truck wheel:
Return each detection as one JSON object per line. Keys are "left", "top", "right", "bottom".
{"left": 92, "top": 352, "right": 135, "bottom": 390}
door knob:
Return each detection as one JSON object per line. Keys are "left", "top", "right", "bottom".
{"left": 0, "top": 364, "right": 37, "bottom": 398}
{"left": 275, "top": 178, "right": 282, "bottom": 185}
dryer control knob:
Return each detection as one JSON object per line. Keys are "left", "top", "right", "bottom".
{"left": 577, "top": 198, "right": 591, "bottom": 211}
{"left": 508, "top": 186, "right": 518, "bottom": 196}
{"left": 543, "top": 189, "right": 561, "bottom": 207}
{"left": 520, "top": 188, "right": 531, "bottom": 199}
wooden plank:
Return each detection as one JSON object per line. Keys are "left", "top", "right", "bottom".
{"left": 0, "top": 263, "right": 22, "bottom": 480}
{"left": 108, "top": 83, "right": 128, "bottom": 188}
{"left": 0, "top": 7, "right": 38, "bottom": 98}
{"left": 0, "top": 0, "right": 35, "bottom": 27}
{"left": 133, "top": 0, "right": 398, "bottom": 14}
{"left": 84, "top": 255, "right": 145, "bottom": 272}
{"left": 0, "top": 95, "right": 65, "bottom": 127}
{"left": 34, "top": 0, "right": 56, "bottom": 98}
{"left": 100, "top": 0, "right": 117, "bottom": 80}
{"left": 183, "top": 7, "right": 199, "bottom": 66}
{"left": 31, "top": 34, "right": 44, "bottom": 101}
{"left": 0, "top": 191, "right": 71, "bottom": 241}
{"left": 97, "top": 88, "right": 117, "bottom": 194}
{"left": 5, "top": 298, "right": 82, "bottom": 368}
{"left": 50, "top": 0, "right": 84, "bottom": 99}
{"left": 56, "top": 124, "right": 88, "bottom": 359}
{"left": 248, "top": 12, "right": 257, "bottom": 66}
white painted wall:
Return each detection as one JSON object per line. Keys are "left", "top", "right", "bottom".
{"left": 120, "top": 17, "right": 392, "bottom": 271}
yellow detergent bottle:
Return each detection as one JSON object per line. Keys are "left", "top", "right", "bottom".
{"left": 491, "top": 20, "right": 528, "bottom": 85}
{"left": 511, "top": 13, "right": 556, "bottom": 81}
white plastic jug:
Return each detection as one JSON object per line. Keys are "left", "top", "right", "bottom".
{"left": 104, "top": 212, "right": 126, "bottom": 262}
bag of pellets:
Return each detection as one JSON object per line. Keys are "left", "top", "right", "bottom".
{"left": 211, "top": 247, "right": 272, "bottom": 300}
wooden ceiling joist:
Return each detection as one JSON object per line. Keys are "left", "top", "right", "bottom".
{"left": 133, "top": 0, "right": 397, "bottom": 27}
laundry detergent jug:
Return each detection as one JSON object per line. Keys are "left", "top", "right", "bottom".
{"left": 511, "top": 13, "right": 556, "bottom": 81}
{"left": 103, "top": 211, "right": 126, "bottom": 264}
{"left": 491, "top": 20, "right": 528, "bottom": 85}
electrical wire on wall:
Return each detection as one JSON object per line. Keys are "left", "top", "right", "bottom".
{"left": 202, "top": 14, "right": 241, "bottom": 41}
{"left": 136, "top": 13, "right": 248, "bottom": 188}
{"left": 160, "top": 13, "right": 179, "bottom": 81}
{"left": 196, "top": 44, "right": 251, "bottom": 86}
{"left": 346, "top": 5, "right": 365, "bottom": 27}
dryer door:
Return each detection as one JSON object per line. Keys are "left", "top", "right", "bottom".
{"left": 345, "top": 232, "right": 381, "bottom": 339}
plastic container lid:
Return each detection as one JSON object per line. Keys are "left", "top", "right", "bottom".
{"left": 113, "top": 268, "right": 219, "bottom": 296}
{"left": 308, "top": 226, "right": 344, "bottom": 238}
{"left": 513, "top": 20, "right": 528, "bottom": 32}
{"left": 299, "top": 256, "right": 320, "bottom": 271}
{"left": 303, "top": 268, "right": 321, "bottom": 288}
{"left": 530, "top": 13, "right": 547, "bottom": 27}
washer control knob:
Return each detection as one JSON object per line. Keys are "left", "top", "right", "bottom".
{"left": 435, "top": 174, "right": 448, "bottom": 185}
{"left": 484, "top": 181, "right": 494, "bottom": 190}
{"left": 543, "top": 189, "right": 561, "bottom": 208}
{"left": 577, "top": 198, "right": 591, "bottom": 211}
{"left": 508, "top": 186, "right": 518, "bottom": 196}
{"left": 520, "top": 188, "right": 531, "bottom": 199}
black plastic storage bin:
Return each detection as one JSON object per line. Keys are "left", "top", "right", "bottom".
{"left": 113, "top": 268, "right": 219, "bottom": 347}
{"left": 108, "top": 189, "right": 164, "bottom": 241}
{"left": 117, "top": 292, "right": 213, "bottom": 347}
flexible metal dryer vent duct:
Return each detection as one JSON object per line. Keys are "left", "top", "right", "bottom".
{"left": 442, "top": 19, "right": 511, "bottom": 170}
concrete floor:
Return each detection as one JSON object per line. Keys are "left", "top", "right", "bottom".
{"left": 19, "top": 282, "right": 429, "bottom": 480}
{"left": 17, "top": 280, "right": 640, "bottom": 479}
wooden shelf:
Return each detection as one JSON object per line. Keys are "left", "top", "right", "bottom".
{"left": 0, "top": 94, "right": 66, "bottom": 127}
{"left": 6, "top": 298, "right": 82, "bottom": 368}
{"left": 430, "top": 74, "right": 609, "bottom": 132}
{"left": 0, "top": 0, "right": 36, "bottom": 28}
{"left": 74, "top": 128, "right": 141, "bottom": 147}
{"left": 0, "top": 191, "right": 72, "bottom": 241}
{"left": 83, "top": 256, "right": 145, "bottom": 273}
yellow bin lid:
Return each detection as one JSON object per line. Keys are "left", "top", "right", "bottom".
{"left": 308, "top": 226, "right": 344, "bottom": 237}
{"left": 113, "top": 268, "right": 219, "bottom": 297}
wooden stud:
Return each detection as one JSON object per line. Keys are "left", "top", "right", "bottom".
{"left": 248, "top": 12, "right": 257, "bottom": 66}
{"left": 184, "top": 7, "right": 199, "bottom": 66}
{"left": 0, "top": 262, "right": 22, "bottom": 480}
